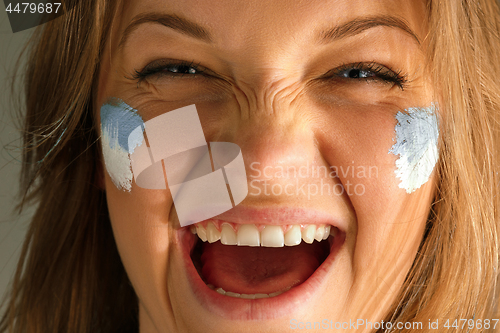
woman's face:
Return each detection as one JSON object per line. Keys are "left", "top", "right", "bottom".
{"left": 97, "top": 0, "right": 436, "bottom": 332}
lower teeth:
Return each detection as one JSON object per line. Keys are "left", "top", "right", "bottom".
{"left": 207, "top": 284, "right": 290, "bottom": 299}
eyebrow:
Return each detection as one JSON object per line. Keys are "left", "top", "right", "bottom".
{"left": 119, "top": 13, "right": 212, "bottom": 48}
{"left": 119, "top": 13, "right": 419, "bottom": 49}
{"left": 319, "top": 15, "right": 420, "bottom": 45}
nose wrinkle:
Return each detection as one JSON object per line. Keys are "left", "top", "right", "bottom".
{"left": 232, "top": 73, "right": 303, "bottom": 120}
{"left": 228, "top": 77, "right": 317, "bottom": 170}
{"left": 226, "top": 82, "right": 345, "bottom": 206}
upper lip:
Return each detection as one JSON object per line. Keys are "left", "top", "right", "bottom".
{"left": 207, "top": 204, "right": 347, "bottom": 231}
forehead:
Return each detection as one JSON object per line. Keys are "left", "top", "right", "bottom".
{"left": 112, "top": 0, "right": 427, "bottom": 53}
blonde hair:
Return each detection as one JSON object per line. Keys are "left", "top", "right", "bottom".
{"left": 383, "top": 1, "right": 500, "bottom": 331}
{"left": 1, "top": 1, "right": 499, "bottom": 332}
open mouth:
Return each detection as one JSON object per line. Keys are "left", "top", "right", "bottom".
{"left": 188, "top": 221, "right": 343, "bottom": 300}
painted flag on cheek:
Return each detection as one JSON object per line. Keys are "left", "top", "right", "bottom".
{"left": 100, "top": 99, "right": 248, "bottom": 227}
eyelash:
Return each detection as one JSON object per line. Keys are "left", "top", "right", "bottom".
{"left": 330, "top": 62, "right": 408, "bottom": 90}
{"left": 131, "top": 60, "right": 408, "bottom": 90}
{"left": 132, "top": 60, "right": 206, "bottom": 84}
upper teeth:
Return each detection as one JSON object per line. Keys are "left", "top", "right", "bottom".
{"left": 190, "top": 222, "right": 336, "bottom": 247}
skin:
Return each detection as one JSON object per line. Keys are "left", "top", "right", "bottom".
{"left": 96, "top": 0, "right": 436, "bottom": 332}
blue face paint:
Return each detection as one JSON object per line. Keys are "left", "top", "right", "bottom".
{"left": 100, "top": 98, "right": 145, "bottom": 191}
{"left": 100, "top": 98, "right": 144, "bottom": 152}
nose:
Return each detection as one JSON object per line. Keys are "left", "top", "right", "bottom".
{"left": 238, "top": 112, "right": 318, "bottom": 180}
{"left": 225, "top": 88, "right": 337, "bottom": 205}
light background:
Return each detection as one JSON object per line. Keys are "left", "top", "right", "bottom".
{"left": 0, "top": 6, "right": 36, "bottom": 316}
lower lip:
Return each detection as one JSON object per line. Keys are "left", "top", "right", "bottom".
{"left": 176, "top": 226, "right": 345, "bottom": 320}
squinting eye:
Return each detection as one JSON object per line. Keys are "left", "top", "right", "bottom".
{"left": 338, "top": 68, "right": 375, "bottom": 79}
{"left": 165, "top": 64, "right": 199, "bottom": 75}
{"left": 131, "top": 60, "right": 207, "bottom": 84}
{"left": 326, "top": 62, "right": 408, "bottom": 90}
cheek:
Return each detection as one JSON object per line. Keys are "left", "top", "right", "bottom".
{"left": 100, "top": 99, "right": 144, "bottom": 192}
{"left": 316, "top": 102, "right": 438, "bottom": 214}
{"left": 316, "top": 102, "right": 436, "bottom": 275}
{"left": 104, "top": 175, "right": 175, "bottom": 300}
{"left": 315, "top": 102, "right": 404, "bottom": 217}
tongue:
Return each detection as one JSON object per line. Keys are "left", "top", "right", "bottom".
{"left": 201, "top": 242, "right": 327, "bottom": 295}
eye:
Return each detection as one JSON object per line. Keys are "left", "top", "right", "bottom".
{"left": 338, "top": 68, "right": 375, "bottom": 79}
{"left": 131, "top": 60, "right": 208, "bottom": 84}
{"left": 327, "top": 62, "right": 408, "bottom": 90}
{"left": 163, "top": 64, "right": 199, "bottom": 75}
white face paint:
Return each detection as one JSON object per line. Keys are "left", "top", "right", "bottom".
{"left": 100, "top": 98, "right": 145, "bottom": 192}
{"left": 389, "top": 105, "right": 439, "bottom": 193}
